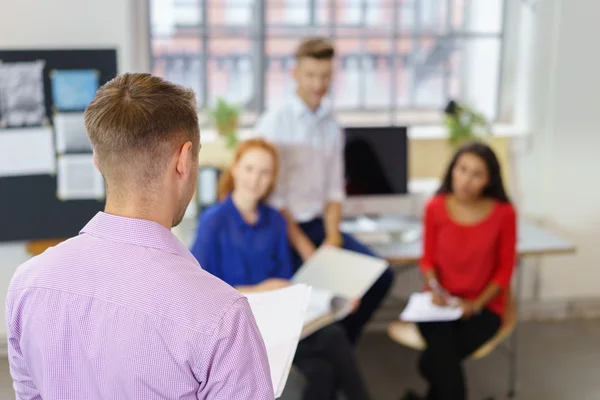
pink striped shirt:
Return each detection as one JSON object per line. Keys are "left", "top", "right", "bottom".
{"left": 6, "top": 212, "right": 274, "bottom": 399}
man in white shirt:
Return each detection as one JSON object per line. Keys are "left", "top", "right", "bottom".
{"left": 254, "top": 37, "right": 395, "bottom": 344}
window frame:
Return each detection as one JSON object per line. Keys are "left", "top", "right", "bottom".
{"left": 144, "top": 0, "right": 514, "bottom": 127}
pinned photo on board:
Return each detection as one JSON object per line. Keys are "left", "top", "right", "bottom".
{"left": 0, "top": 127, "right": 56, "bottom": 178}
{"left": 0, "top": 60, "right": 47, "bottom": 128}
{"left": 54, "top": 113, "right": 93, "bottom": 154}
{"left": 50, "top": 69, "right": 99, "bottom": 112}
{"left": 56, "top": 154, "right": 105, "bottom": 201}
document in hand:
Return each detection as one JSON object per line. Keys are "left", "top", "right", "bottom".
{"left": 301, "top": 287, "right": 355, "bottom": 339}
{"left": 400, "top": 292, "right": 464, "bottom": 322}
{"left": 245, "top": 284, "right": 311, "bottom": 398}
{"left": 292, "top": 246, "right": 389, "bottom": 299}
{"left": 292, "top": 246, "right": 388, "bottom": 338}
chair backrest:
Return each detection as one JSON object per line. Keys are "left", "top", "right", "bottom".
{"left": 501, "top": 286, "right": 517, "bottom": 331}
{"left": 470, "top": 287, "right": 517, "bottom": 359}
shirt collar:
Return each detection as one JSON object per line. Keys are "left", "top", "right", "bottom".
{"left": 224, "top": 195, "right": 265, "bottom": 228}
{"left": 80, "top": 212, "right": 199, "bottom": 266}
{"left": 290, "top": 91, "right": 331, "bottom": 120}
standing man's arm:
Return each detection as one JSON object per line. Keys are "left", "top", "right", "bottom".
{"left": 280, "top": 209, "right": 316, "bottom": 261}
{"left": 322, "top": 127, "right": 345, "bottom": 247}
{"left": 197, "top": 297, "right": 274, "bottom": 400}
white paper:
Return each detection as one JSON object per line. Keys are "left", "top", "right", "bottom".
{"left": 245, "top": 284, "right": 311, "bottom": 398}
{"left": 54, "top": 113, "right": 93, "bottom": 153}
{"left": 400, "top": 292, "right": 463, "bottom": 322}
{"left": 0, "top": 127, "right": 56, "bottom": 177}
{"left": 198, "top": 168, "right": 218, "bottom": 205}
{"left": 304, "top": 287, "right": 334, "bottom": 324}
{"left": 300, "top": 287, "right": 355, "bottom": 340}
{"left": 291, "top": 246, "right": 388, "bottom": 300}
{"left": 57, "top": 154, "right": 104, "bottom": 200}
{"left": 0, "top": 60, "right": 47, "bottom": 127}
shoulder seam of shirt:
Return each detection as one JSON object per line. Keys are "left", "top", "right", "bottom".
{"left": 7, "top": 286, "right": 234, "bottom": 336}
{"left": 207, "top": 295, "right": 249, "bottom": 338}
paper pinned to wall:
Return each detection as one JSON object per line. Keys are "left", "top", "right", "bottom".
{"left": 54, "top": 113, "right": 93, "bottom": 153}
{"left": 50, "top": 69, "right": 99, "bottom": 112}
{"left": 245, "top": 284, "right": 311, "bottom": 398}
{"left": 0, "top": 127, "right": 56, "bottom": 177}
{"left": 56, "top": 154, "right": 104, "bottom": 201}
{"left": 0, "top": 60, "right": 47, "bottom": 128}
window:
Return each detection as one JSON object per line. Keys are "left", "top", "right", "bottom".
{"left": 149, "top": 0, "right": 506, "bottom": 123}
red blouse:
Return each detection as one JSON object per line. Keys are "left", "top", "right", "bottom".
{"left": 421, "top": 195, "right": 517, "bottom": 316}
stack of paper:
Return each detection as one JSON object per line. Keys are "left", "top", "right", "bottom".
{"left": 304, "top": 287, "right": 335, "bottom": 324}
{"left": 245, "top": 284, "right": 311, "bottom": 398}
{"left": 400, "top": 292, "right": 463, "bottom": 322}
{"left": 292, "top": 246, "right": 388, "bottom": 337}
{"left": 300, "top": 287, "right": 355, "bottom": 339}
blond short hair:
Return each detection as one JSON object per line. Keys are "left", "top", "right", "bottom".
{"left": 295, "top": 37, "right": 336, "bottom": 60}
{"left": 84, "top": 73, "right": 199, "bottom": 193}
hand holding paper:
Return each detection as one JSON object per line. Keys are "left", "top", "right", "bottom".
{"left": 400, "top": 292, "right": 464, "bottom": 322}
{"left": 291, "top": 247, "right": 388, "bottom": 338}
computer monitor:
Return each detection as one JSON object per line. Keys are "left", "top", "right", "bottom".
{"left": 343, "top": 126, "right": 409, "bottom": 217}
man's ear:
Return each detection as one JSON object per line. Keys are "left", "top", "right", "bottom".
{"left": 176, "top": 141, "right": 193, "bottom": 179}
{"left": 92, "top": 151, "right": 100, "bottom": 172}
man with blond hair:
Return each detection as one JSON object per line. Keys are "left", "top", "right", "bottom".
{"left": 254, "top": 37, "right": 395, "bottom": 346}
{"left": 6, "top": 73, "right": 274, "bottom": 399}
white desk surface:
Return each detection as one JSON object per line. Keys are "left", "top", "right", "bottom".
{"left": 340, "top": 217, "right": 576, "bottom": 264}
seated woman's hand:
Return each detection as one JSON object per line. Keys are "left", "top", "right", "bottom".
{"left": 351, "top": 299, "right": 361, "bottom": 313}
{"left": 458, "top": 299, "right": 476, "bottom": 319}
{"left": 431, "top": 291, "right": 447, "bottom": 306}
{"left": 259, "top": 278, "right": 291, "bottom": 291}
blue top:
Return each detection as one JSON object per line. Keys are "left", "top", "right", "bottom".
{"left": 190, "top": 195, "right": 294, "bottom": 287}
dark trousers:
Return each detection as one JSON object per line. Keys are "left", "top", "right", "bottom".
{"left": 293, "top": 218, "right": 395, "bottom": 344}
{"left": 417, "top": 309, "right": 502, "bottom": 400}
{"left": 294, "top": 323, "right": 371, "bottom": 400}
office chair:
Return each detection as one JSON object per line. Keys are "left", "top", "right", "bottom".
{"left": 388, "top": 289, "right": 517, "bottom": 399}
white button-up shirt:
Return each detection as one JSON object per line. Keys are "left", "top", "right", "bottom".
{"left": 253, "top": 94, "right": 345, "bottom": 223}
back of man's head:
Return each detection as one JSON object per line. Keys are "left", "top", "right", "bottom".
{"left": 84, "top": 73, "right": 199, "bottom": 196}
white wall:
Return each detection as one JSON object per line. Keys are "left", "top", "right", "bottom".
{"left": 0, "top": 0, "right": 137, "bottom": 327}
{"left": 516, "top": 0, "right": 600, "bottom": 301}
{"left": 0, "top": 0, "right": 135, "bottom": 71}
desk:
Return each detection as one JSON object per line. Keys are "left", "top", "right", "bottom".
{"left": 341, "top": 218, "right": 576, "bottom": 265}
{"left": 342, "top": 217, "right": 576, "bottom": 399}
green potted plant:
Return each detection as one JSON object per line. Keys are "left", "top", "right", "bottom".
{"left": 209, "top": 98, "right": 240, "bottom": 149}
{"left": 443, "top": 100, "right": 491, "bottom": 147}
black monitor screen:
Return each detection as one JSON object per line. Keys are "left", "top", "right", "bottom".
{"left": 344, "top": 126, "right": 408, "bottom": 196}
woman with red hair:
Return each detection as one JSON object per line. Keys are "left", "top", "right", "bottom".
{"left": 190, "top": 138, "right": 371, "bottom": 400}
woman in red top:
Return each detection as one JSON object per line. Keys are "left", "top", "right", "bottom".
{"left": 405, "top": 141, "right": 517, "bottom": 400}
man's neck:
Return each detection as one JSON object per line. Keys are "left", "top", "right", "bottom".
{"left": 295, "top": 89, "right": 320, "bottom": 113}
{"left": 104, "top": 199, "right": 173, "bottom": 230}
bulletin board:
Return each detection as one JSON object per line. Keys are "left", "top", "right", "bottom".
{"left": 0, "top": 49, "right": 117, "bottom": 242}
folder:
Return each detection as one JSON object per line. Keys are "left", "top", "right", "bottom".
{"left": 292, "top": 246, "right": 389, "bottom": 337}
{"left": 245, "top": 284, "right": 311, "bottom": 398}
